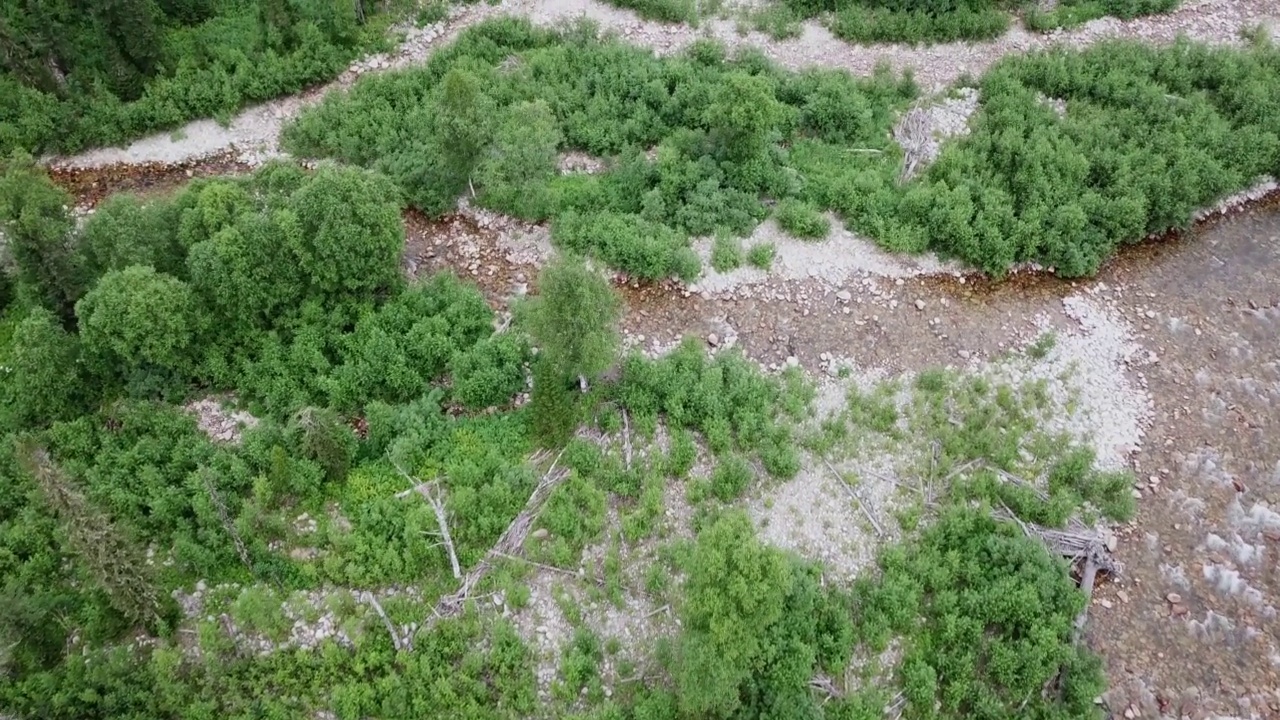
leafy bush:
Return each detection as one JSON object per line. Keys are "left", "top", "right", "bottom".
{"left": 709, "top": 454, "right": 754, "bottom": 500}
{"left": 600, "top": 0, "right": 698, "bottom": 23}
{"left": 1026, "top": 0, "right": 1179, "bottom": 30}
{"left": 614, "top": 338, "right": 803, "bottom": 475}
{"left": 677, "top": 512, "right": 853, "bottom": 718}
{"left": 536, "top": 472, "right": 608, "bottom": 567}
{"left": 774, "top": 198, "right": 830, "bottom": 238}
{"left": 0, "top": 1, "right": 397, "bottom": 154}
{"left": 75, "top": 265, "right": 196, "bottom": 377}
{"left": 747, "top": 242, "right": 776, "bottom": 269}
{"left": 853, "top": 507, "right": 1105, "bottom": 719}
{"left": 0, "top": 308, "right": 85, "bottom": 429}
{"left": 284, "top": 19, "right": 913, "bottom": 278}
{"left": 450, "top": 333, "right": 531, "bottom": 409}
{"left": 710, "top": 231, "right": 744, "bottom": 272}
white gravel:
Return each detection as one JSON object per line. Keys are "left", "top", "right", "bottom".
{"left": 986, "top": 292, "right": 1153, "bottom": 471}
{"left": 693, "top": 216, "right": 967, "bottom": 293}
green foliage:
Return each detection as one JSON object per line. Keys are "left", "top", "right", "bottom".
{"left": 524, "top": 255, "right": 621, "bottom": 385}
{"left": 615, "top": 338, "right": 801, "bottom": 475}
{"left": 677, "top": 512, "right": 853, "bottom": 719}
{"left": 75, "top": 265, "right": 196, "bottom": 377}
{"left": 710, "top": 231, "right": 744, "bottom": 272}
{"left": 853, "top": 507, "right": 1105, "bottom": 719}
{"left": 885, "top": 40, "right": 1280, "bottom": 276}
{"left": 536, "top": 471, "right": 608, "bottom": 567}
{"left": 0, "top": 155, "right": 79, "bottom": 319}
{"left": 76, "top": 192, "right": 187, "bottom": 286}
{"left": 775, "top": 198, "right": 831, "bottom": 239}
{"left": 0, "top": 308, "right": 85, "bottom": 429}
{"left": 450, "top": 333, "right": 531, "bottom": 409}
{"left": 0, "top": 0, "right": 397, "bottom": 154}
{"left": 1026, "top": 0, "right": 1178, "bottom": 30}
{"left": 827, "top": 3, "right": 1010, "bottom": 44}
{"left": 284, "top": 19, "right": 914, "bottom": 278}
{"left": 328, "top": 274, "right": 493, "bottom": 409}
{"left": 709, "top": 454, "right": 754, "bottom": 501}
{"left": 478, "top": 100, "right": 563, "bottom": 219}
{"left": 747, "top": 241, "right": 776, "bottom": 269}
{"left": 600, "top": 0, "right": 698, "bottom": 23}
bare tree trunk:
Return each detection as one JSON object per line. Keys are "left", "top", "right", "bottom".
{"left": 394, "top": 466, "right": 462, "bottom": 580}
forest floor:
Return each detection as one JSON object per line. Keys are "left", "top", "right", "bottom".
{"left": 44, "top": 0, "right": 1280, "bottom": 717}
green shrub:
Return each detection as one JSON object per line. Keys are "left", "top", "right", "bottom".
{"left": 747, "top": 242, "right": 776, "bottom": 269}
{"left": 0, "top": 2, "right": 396, "bottom": 155}
{"left": 710, "top": 231, "right": 744, "bottom": 272}
{"left": 710, "top": 454, "right": 753, "bottom": 500}
{"left": 828, "top": 4, "right": 1010, "bottom": 44}
{"left": 854, "top": 507, "right": 1105, "bottom": 718}
{"left": 601, "top": 0, "right": 698, "bottom": 23}
{"left": 774, "top": 198, "right": 830, "bottom": 239}
{"left": 450, "top": 333, "right": 531, "bottom": 409}
{"left": 536, "top": 472, "right": 608, "bottom": 567}
{"left": 1027, "top": 0, "right": 1179, "bottom": 30}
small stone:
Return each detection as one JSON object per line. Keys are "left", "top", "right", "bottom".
{"left": 1144, "top": 310, "right": 1156, "bottom": 319}
{"left": 707, "top": 333, "right": 719, "bottom": 347}
{"left": 785, "top": 356, "right": 799, "bottom": 368}
{"left": 1131, "top": 488, "right": 1143, "bottom": 498}
{"left": 1123, "top": 707, "right": 1135, "bottom": 719}
{"left": 1166, "top": 592, "right": 1182, "bottom": 604}
{"left": 957, "top": 349, "right": 971, "bottom": 359}
{"left": 531, "top": 528, "right": 549, "bottom": 540}
{"left": 836, "top": 290, "right": 852, "bottom": 302}
{"left": 1099, "top": 599, "right": 1113, "bottom": 609}
{"left": 915, "top": 299, "right": 925, "bottom": 311}
{"left": 536, "top": 625, "right": 548, "bottom": 635}
{"left": 1117, "top": 590, "right": 1129, "bottom": 603}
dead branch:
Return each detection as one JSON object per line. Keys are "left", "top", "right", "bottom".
{"left": 394, "top": 465, "right": 462, "bottom": 580}
{"left": 359, "top": 591, "right": 410, "bottom": 652}
{"left": 822, "top": 457, "right": 885, "bottom": 537}
{"left": 992, "top": 505, "right": 1116, "bottom": 642}
{"left": 621, "top": 409, "right": 633, "bottom": 472}
{"left": 808, "top": 674, "right": 842, "bottom": 700}
{"left": 421, "top": 450, "right": 569, "bottom": 630}
{"left": 1072, "top": 558, "right": 1099, "bottom": 645}
{"left": 490, "top": 550, "right": 599, "bottom": 583}
{"left": 199, "top": 468, "right": 252, "bottom": 572}
{"left": 643, "top": 603, "right": 671, "bottom": 619}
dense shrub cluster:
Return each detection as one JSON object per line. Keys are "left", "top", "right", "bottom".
{"left": 288, "top": 20, "right": 1279, "bottom": 278}
{"left": 0, "top": 160, "right": 544, "bottom": 710}
{"left": 795, "top": 38, "right": 1280, "bottom": 276}
{"left": 852, "top": 507, "right": 1105, "bottom": 719}
{"left": 1026, "top": 0, "right": 1179, "bottom": 31}
{"left": 780, "top": 0, "right": 1012, "bottom": 43}
{"left": 283, "top": 19, "right": 916, "bottom": 279}
{"left": 0, "top": 0, "right": 397, "bottom": 154}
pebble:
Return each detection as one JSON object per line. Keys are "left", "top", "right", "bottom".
{"left": 785, "top": 356, "right": 799, "bottom": 367}
{"left": 836, "top": 290, "right": 852, "bottom": 302}
{"left": 1166, "top": 592, "right": 1182, "bottom": 604}
{"left": 915, "top": 299, "right": 926, "bottom": 310}
{"left": 707, "top": 333, "right": 719, "bottom": 346}
{"left": 531, "top": 528, "right": 548, "bottom": 540}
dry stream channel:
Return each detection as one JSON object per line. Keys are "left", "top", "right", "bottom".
{"left": 45, "top": 0, "right": 1280, "bottom": 716}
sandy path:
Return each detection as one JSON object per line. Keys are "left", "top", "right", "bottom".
{"left": 49, "top": 0, "right": 1278, "bottom": 170}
